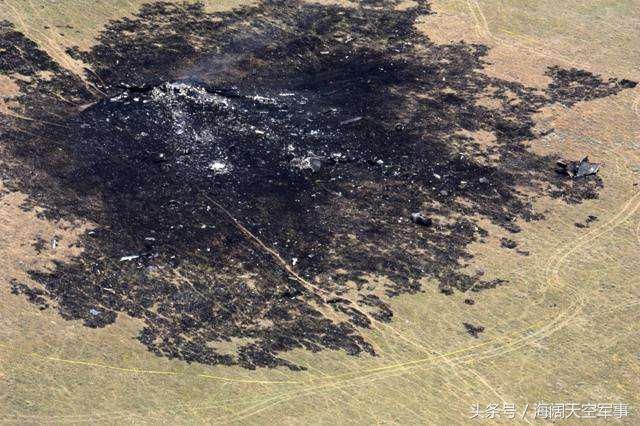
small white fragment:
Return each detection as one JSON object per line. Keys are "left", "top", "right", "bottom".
{"left": 290, "top": 155, "right": 323, "bottom": 172}
{"left": 109, "top": 93, "right": 128, "bottom": 102}
{"left": 120, "top": 255, "right": 140, "bottom": 262}
{"left": 292, "top": 257, "right": 298, "bottom": 266}
{"left": 340, "top": 116, "right": 363, "bottom": 125}
{"left": 208, "top": 161, "right": 232, "bottom": 175}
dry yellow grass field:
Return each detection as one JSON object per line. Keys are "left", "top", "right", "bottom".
{"left": 0, "top": 0, "right": 638, "bottom": 423}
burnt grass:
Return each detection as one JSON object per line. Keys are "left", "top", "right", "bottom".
{"left": 0, "top": 1, "right": 636, "bottom": 370}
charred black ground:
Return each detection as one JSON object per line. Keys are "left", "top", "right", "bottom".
{"left": 0, "top": 0, "right": 636, "bottom": 370}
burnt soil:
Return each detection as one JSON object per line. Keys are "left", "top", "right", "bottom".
{"left": 0, "top": 0, "right": 636, "bottom": 370}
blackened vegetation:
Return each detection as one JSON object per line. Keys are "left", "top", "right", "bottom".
{"left": 10, "top": 280, "right": 49, "bottom": 310}
{"left": 0, "top": 1, "right": 636, "bottom": 369}
{"left": 0, "top": 21, "right": 57, "bottom": 76}
{"left": 545, "top": 66, "right": 637, "bottom": 106}
{"left": 32, "top": 235, "right": 48, "bottom": 255}
{"left": 0, "top": 21, "right": 95, "bottom": 120}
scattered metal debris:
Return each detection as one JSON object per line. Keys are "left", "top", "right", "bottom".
{"left": 439, "top": 282, "right": 454, "bottom": 295}
{"left": 2, "top": 0, "right": 636, "bottom": 370}
{"left": 290, "top": 155, "right": 325, "bottom": 172}
{"left": 410, "top": 212, "right": 432, "bottom": 226}
{"left": 557, "top": 156, "right": 600, "bottom": 178}
{"left": 463, "top": 322, "right": 485, "bottom": 338}
{"left": 500, "top": 238, "right": 517, "bottom": 249}
{"left": 340, "top": 116, "right": 363, "bottom": 126}
{"left": 119, "top": 254, "right": 140, "bottom": 262}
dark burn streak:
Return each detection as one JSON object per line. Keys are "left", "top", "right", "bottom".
{"left": 0, "top": 1, "right": 636, "bottom": 370}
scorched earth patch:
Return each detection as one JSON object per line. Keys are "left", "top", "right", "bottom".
{"left": 0, "top": 0, "right": 636, "bottom": 369}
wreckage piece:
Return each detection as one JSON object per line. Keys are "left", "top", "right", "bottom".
{"left": 340, "top": 116, "right": 363, "bottom": 126}
{"left": 500, "top": 238, "right": 517, "bottom": 249}
{"left": 410, "top": 212, "right": 432, "bottom": 226}
{"left": 290, "top": 155, "right": 325, "bottom": 172}
{"left": 557, "top": 156, "right": 600, "bottom": 178}
{"left": 463, "top": 322, "right": 485, "bottom": 338}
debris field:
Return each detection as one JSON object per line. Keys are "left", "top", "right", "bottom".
{"left": 0, "top": 0, "right": 636, "bottom": 370}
